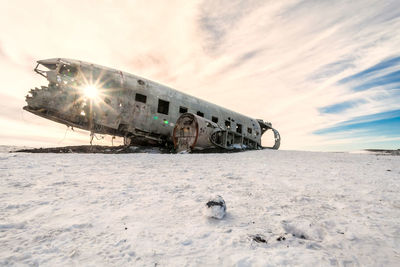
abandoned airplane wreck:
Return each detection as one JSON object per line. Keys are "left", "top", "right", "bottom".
{"left": 24, "top": 58, "right": 280, "bottom": 152}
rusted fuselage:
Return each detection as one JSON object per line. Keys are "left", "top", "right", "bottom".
{"left": 24, "top": 58, "right": 280, "bottom": 151}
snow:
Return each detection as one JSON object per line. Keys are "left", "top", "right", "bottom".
{"left": 0, "top": 150, "right": 399, "bottom": 266}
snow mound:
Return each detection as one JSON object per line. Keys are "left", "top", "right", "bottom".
{"left": 282, "top": 220, "right": 326, "bottom": 241}
{"left": 203, "top": 195, "right": 226, "bottom": 219}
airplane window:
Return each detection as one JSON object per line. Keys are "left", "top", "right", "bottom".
{"left": 179, "top": 106, "right": 188, "bottom": 113}
{"left": 135, "top": 93, "right": 147, "bottom": 103}
{"left": 236, "top": 123, "right": 242, "bottom": 134}
{"left": 59, "top": 64, "right": 77, "bottom": 77}
{"left": 212, "top": 116, "right": 218, "bottom": 123}
{"left": 247, "top": 127, "right": 252, "bottom": 134}
{"left": 42, "top": 63, "right": 57, "bottom": 70}
{"left": 197, "top": 111, "right": 204, "bottom": 117}
{"left": 157, "top": 99, "right": 169, "bottom": 115}
{"left": 225, "top": 120, "right": 231, "bottom": 129}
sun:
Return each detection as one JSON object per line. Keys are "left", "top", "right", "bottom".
{"left": 83, "top": 85, "right": 98, "bottom": 99}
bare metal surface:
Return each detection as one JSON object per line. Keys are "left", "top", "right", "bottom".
{"left": 24, "top": 58, "right": 281, "bottom": 152}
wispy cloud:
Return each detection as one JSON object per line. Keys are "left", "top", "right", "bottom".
{"left": 319, "top": 100, "right": 367, "bottom": 114}
{"left": 338, "top": 56, "right": 400, "bottom": 84}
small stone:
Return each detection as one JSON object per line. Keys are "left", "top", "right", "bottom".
{"left": 277, "top": 236, "right": 286, "bottom": 241}
{"left": 251, "top": 234, "right": 267, "bottom": 243}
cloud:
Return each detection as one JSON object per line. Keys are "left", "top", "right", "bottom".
{"left": 198, "top": 0, "right": 265, "bottom": 53}
{"left": 338, "top": 56, "right": 400, "bottom": 84}
{"left": 319, "top": 99, "right": 367, "bottom": 114}
{"left": 0, "top": 0, "right": 400, "bottom": 150}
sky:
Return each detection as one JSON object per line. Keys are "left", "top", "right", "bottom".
{"left": 0, "top": 0, "right": 399, "bottom": 151}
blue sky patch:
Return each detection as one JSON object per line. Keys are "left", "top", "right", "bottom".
{"left": 338, "top": 56, "right": 400, "bottom": 84}
{"left": 351, "top": 70, "right": 400, "bottom": 91}
{"left": 315, "top": 109, "right": 400, "bottom": 137}
{"left": 319, "top": 99, "right": 366, "bottom": 114}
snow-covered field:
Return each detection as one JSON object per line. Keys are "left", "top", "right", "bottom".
{"left": 0, "top": 149, "right": 399, "bottom": 266}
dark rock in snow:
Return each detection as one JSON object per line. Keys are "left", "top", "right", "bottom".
{"left": 292, "top": 233, "right": 307, "bottom": 239}
{"left": 277, "top": 236, "right": 286, "bottom": 241}
{"left": 251, "top": 234, "right": 267, "bottom": 243}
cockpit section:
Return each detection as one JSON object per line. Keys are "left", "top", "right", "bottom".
{"left": 59, "top": 63, "right": 78, "bottom": 77}
{"left": 34, "top": 59, "right": 58, "bottom": 79}
{"left": 34, "top": 58, "right": 80, "bottom": 86}
{"left": 26, "top": 58, "right": 126, "bottom": 138}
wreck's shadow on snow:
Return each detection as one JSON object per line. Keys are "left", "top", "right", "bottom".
{"left": 13, "top": 145, "right": 257, "bottom": 154}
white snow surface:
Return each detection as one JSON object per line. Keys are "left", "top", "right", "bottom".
{"left": 0, "top": 150, "right": 399, "bottom": 266}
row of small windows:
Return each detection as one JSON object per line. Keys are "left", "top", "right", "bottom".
{"left": 134, "top": 93, "right": 254, "bottom": 135}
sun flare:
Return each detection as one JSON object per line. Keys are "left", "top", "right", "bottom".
{"left": 83, "top": 85, "right": 98, "bottom": 99}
